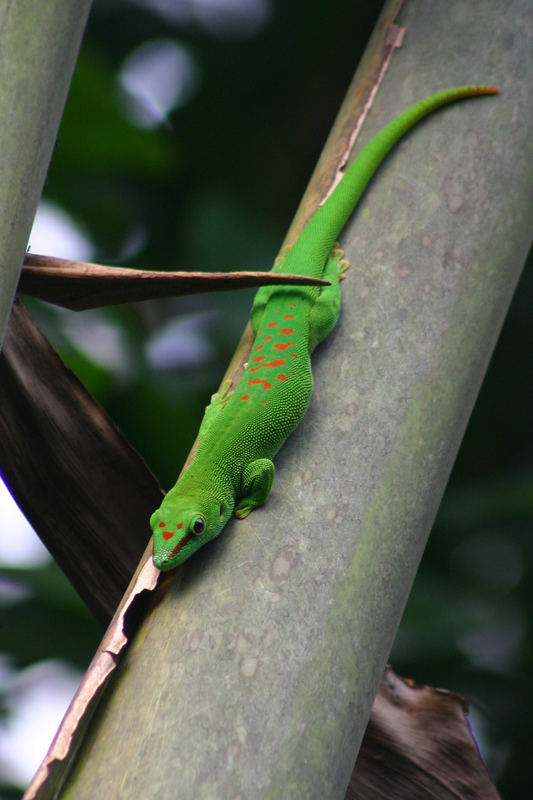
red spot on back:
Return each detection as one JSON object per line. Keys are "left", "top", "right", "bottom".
{"left": 289, "top": 302, "right": 295, "bottom": 307}
{"left": 274, "top": 342, "right": 296, "bottom": 351}
{"left": 280, "top": 328, "right": 294, "bottom": 335}
{"left": 254, "top": 335, "right": 272, "bottom": 352}
{"left": 252, "top": 355, "right": 265, "bottom": 362}
{"left": 284, "top": 314, "right": 294, "bottom": 319}
{"left": 158, "top": 521, "right": 166, "bottom": 528}
{"left": 267, "top": 321, "right": 277, "bottom": 328}
{"left": 249, "top": 359, "right": 286, "bottom": 372}
{"left": 240, "top": 394, "right": 250, "bottom": 401}
{"left": 162, "top": 530, "right": 174, "bottom": 541}
{"left": 248, "top": 378, "right": 272, "bottom": 390}
{"left": 289, "top": 352, "right": 299, "bottom": 359}
{"left": 277, "top": 374, "right": 288, "bottom": 382}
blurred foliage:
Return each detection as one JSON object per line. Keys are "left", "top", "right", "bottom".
{"left": 1, "top": 0, "right": 531, "bottom": 796}
{"left": 0, "top": 562, "right": 98, "bottom": 671}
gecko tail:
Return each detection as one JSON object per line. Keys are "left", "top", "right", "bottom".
{"left": 472, "top": 86, "right": 499, "bottom": 94}
{"left": 286, "top": 85, "right": 499, "bottom": 276}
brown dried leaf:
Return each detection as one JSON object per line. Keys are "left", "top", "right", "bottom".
{"left": 18, "top": 253, "right": 327, "bottom": 310}
{"left": 0, "top": 301, "right": 163, "bottom": 624}
{"left": 347, "top": 667, "right": 500, "bottom": 800}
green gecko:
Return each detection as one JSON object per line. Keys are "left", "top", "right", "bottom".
{"left": 151, "top": 85, "right": 497, "bottom": 570}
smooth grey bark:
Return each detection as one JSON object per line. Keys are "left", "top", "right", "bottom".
{"left": 56, "top": 1, "right": 532, "bottom": 798}
{"left": 0, "top": 0, "right": 92, "bottom": 347}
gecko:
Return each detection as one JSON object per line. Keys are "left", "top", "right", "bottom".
{"left": 151, "top": 85, "right": 498, "bottom": 570}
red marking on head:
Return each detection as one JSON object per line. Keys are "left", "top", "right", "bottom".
{"left": 248, "top": 378, "right": 272, "bottom": 390}
{"left": 289, "top": 352, "right": 299, "bottom": 359}
{"left": 162, "top": 530, "right": 174, "bottom": 541}
{"left": 170, "top": 532, "right": 195, "bottom": 558}
{"left": 280, "top": 328, "right": 294, "bottom": 335}
{"left": 240, "top": 394, "right": 250, "bottom": 401}
{"left": 249, "top": 359, "right": 286, "bottom": 372}
{"left": 177, "top": 522, "right": 183, "bottom": 529}
{"left": 254, "top": 336, "right": 272, "bottom": 352}
{"left": 274, "top": 342, "right": 296, "bottom": 351}
{"left": 284, "top": 314, "right": 294, "bottom": 319}
{"left": 158, "top": 521, "right": 166, "bottom": 528}
{"left": 277, "top": 374, "right": 288, "bottom": 382}
{"left": 252, "top": 355, "right": 265, "bottom": 362}
{"left": 267, "top": 322, "right": 277, "bottom": 328}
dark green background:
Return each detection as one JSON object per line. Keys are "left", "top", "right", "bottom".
{"left": 1, "top": 1, "right": 531, "bottom": 797}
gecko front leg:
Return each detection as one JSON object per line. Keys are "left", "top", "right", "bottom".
{"left": 235, "top": 458, "right": 275, "bottom": 518}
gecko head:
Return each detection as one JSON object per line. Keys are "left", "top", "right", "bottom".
{"left": 151, "top": 496, "right": 229, "bottom": 571}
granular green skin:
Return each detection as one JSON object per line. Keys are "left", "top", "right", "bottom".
{"left": 151, "top": 86, "right": 498, "bottom": 570}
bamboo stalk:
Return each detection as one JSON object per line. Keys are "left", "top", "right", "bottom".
{"left": 0, "top": 0, "right": 92, "bottom": 345}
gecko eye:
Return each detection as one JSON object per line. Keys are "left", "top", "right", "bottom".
{"left": 192, "top": 516, "right": 205, "bottom": 536}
